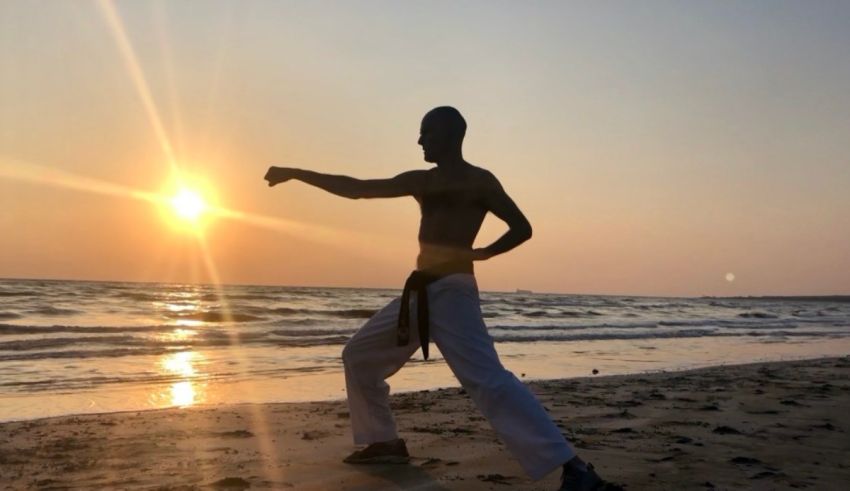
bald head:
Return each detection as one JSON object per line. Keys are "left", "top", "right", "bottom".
{"left": 418, "top": 106, "right": 467, "bottom": 164}
{"left": 425, "top": 106, "right": 466, "bottom": 142}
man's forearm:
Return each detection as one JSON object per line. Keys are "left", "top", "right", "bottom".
{"left": 292, "top": 169, "right": 363, "bottom": 199}
{"left": 476, "top": 225, "right": 533, "bottom": 259}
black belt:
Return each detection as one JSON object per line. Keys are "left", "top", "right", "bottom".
{"left": 397, "top": 262, "right": 473, "bottom": 360}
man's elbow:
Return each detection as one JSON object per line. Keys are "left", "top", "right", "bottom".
{"left": 340, "top": 177, "right": 366, "bottom": 199}
{"left": 517, "top": 222, "right": 533, "bottom": 242}
{"left": 335, "top": 190, "right": 361, "bottom": 199}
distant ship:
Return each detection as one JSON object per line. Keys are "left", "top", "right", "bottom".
{"left": 515, "top": 289, "right": 533, "bottom": 294}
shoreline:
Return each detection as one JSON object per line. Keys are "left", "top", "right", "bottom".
{"left": 3, "top": 342, "right": 848, "bottom": 424}
{"left": 0, "top": 351, "right": 840, "bottom": 425}
{"left": 2, "top": 356, "right": 848, "bottom": 489}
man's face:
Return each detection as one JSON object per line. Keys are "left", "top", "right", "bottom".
{"left": 417, "top": 114, "right": 450, "bottom": 163}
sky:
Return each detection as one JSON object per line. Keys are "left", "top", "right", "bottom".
{"left": 1, "top": 0, "right": 848, "bottom": 296}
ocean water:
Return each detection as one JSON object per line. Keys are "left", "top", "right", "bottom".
{"left": 1, "top": 278, "right": 849, "bottom": 422}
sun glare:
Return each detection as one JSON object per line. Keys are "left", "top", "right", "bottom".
{"left": 160, "top": 176, "right": 218, "bottom": 230}
{"left": 170, "top": 188, "right": 207, "bottom": 222}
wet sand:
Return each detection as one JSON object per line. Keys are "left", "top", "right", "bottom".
{"left": 1, "top": 356, "right": 848, "bottom": 490}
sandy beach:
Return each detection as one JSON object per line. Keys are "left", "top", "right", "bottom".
{"left": 1, "top": 356, "right": 848, "bottom": 490}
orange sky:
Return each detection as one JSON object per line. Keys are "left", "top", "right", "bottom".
{"left": 1, "top": 1, "right": 848, "bottom": 296}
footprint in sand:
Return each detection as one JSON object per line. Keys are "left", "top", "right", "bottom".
{"left": 210, "top": 476, "right": 251, "bottom": 490}
{"left": 712, "top": 425, "right": 742, "bottom": 435}
{"left": 729, "top": 456, "right": 761, "bottom": 465}
{"left": 300, "top": 430, "right": 330, "bottom": 440}
{"left": 212, "top": 430, "right": 254, "bottom": 438}
{"left": 477, "top": 473, "right": 516, "bottom": 484}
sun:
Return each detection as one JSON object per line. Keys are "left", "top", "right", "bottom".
{"left": 159, "top": 175, "right": 218, "bottom": 230}
{"left": 170, "top": 188, "right": 207, "bottom": 222}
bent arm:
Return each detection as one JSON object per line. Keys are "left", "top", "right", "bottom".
{"left": 475, "top": 180, "right": 533, "bottom": 260}
{"left": 266, "top": 167, "right": 425, "bottom": 199}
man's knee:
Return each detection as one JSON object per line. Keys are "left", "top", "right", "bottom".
{"left": 342, "top": 342, "right": 356, "bottom": 367}
{"left": 342, "top": 338, "right": 368, "bottom": 369}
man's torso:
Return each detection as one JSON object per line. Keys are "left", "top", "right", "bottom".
{"left": 413, "top": 164, "right": 493, "bottom": 271}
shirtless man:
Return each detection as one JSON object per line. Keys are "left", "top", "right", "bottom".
{"left": 265, "top": 107, "right": 614, "bottom": 490}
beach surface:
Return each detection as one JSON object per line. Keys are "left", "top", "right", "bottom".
{"left": 1, "top": 356, "right": 848, "bottom": 490}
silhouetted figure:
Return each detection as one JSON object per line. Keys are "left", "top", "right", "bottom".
{"left": 265, "top": 107, "right": 616, "bottom": 490}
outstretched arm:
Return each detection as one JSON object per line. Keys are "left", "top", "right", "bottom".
{"left": 265, "top": 167, "right": 425, "bottom": 199}
{"left": 473, "top": 176, "right": 533, "bottom": 260}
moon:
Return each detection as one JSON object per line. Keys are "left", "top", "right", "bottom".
{"left": 725, "top": 272, "right": 735, "bottom": 282}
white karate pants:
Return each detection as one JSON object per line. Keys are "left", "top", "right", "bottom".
{"left": 342, "top": 273, "right": 575, "bottom": 480}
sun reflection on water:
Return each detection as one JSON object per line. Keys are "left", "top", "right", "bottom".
{"left": 150, "top": 350, "right": 207, "bottom": 408}
{"left": 162, "top": 350, "right": 197, "bottom": 376}
{"left": 170, "top": 381, "right": 196, "bottom": 407}
{"left": 164, "top": 302, "right": 197, "bottom": 312}
{"left": 174, "top": 319, "right": 203, "bottom": 327}
{"left": 159, "top": 327, "right": 198, "bottom": 342}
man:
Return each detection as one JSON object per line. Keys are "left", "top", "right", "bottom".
{"left": 265, "top": 107, "right": 615, "bottom": 490}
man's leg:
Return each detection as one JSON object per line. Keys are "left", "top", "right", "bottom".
{"left": 427, "top": 276, "right": 576, "bottom": 480}
{"left": 343, "top": 296, "right": 420, "bottom": 445}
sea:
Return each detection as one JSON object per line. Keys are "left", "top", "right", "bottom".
{"left": 1, "top": 278, "right": 848, "bottom": 422}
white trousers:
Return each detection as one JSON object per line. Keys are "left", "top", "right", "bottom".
{"left": 342, "top": 273, "right": 575, "bottom": 480}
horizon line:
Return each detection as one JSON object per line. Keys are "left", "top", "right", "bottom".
{"left": 1, "top": 275, "right": 848, "bottom": 300}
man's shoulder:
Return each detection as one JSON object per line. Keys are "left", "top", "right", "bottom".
{"left": 467, "top": 165, "right": 502, "bottom": 190}
{"left": 416, "top": 164, "right": 501, "bottom": 194}
{"left": 394, "top": 169, "right": 431, "bottom": 189}
{"left": 397, "top": 169, "right": 431, "bottom": 179}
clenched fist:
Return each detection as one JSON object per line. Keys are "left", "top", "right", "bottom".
{"left": 264, "top": 166, "right": 296, "bottom": 187}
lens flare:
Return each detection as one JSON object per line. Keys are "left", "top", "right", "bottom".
{"left": 170, "top": 188, "right": 207, "bottom": 222}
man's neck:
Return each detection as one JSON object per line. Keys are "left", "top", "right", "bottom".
{"left": 434, "top": 154, "right": 467, "bottom": 172}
